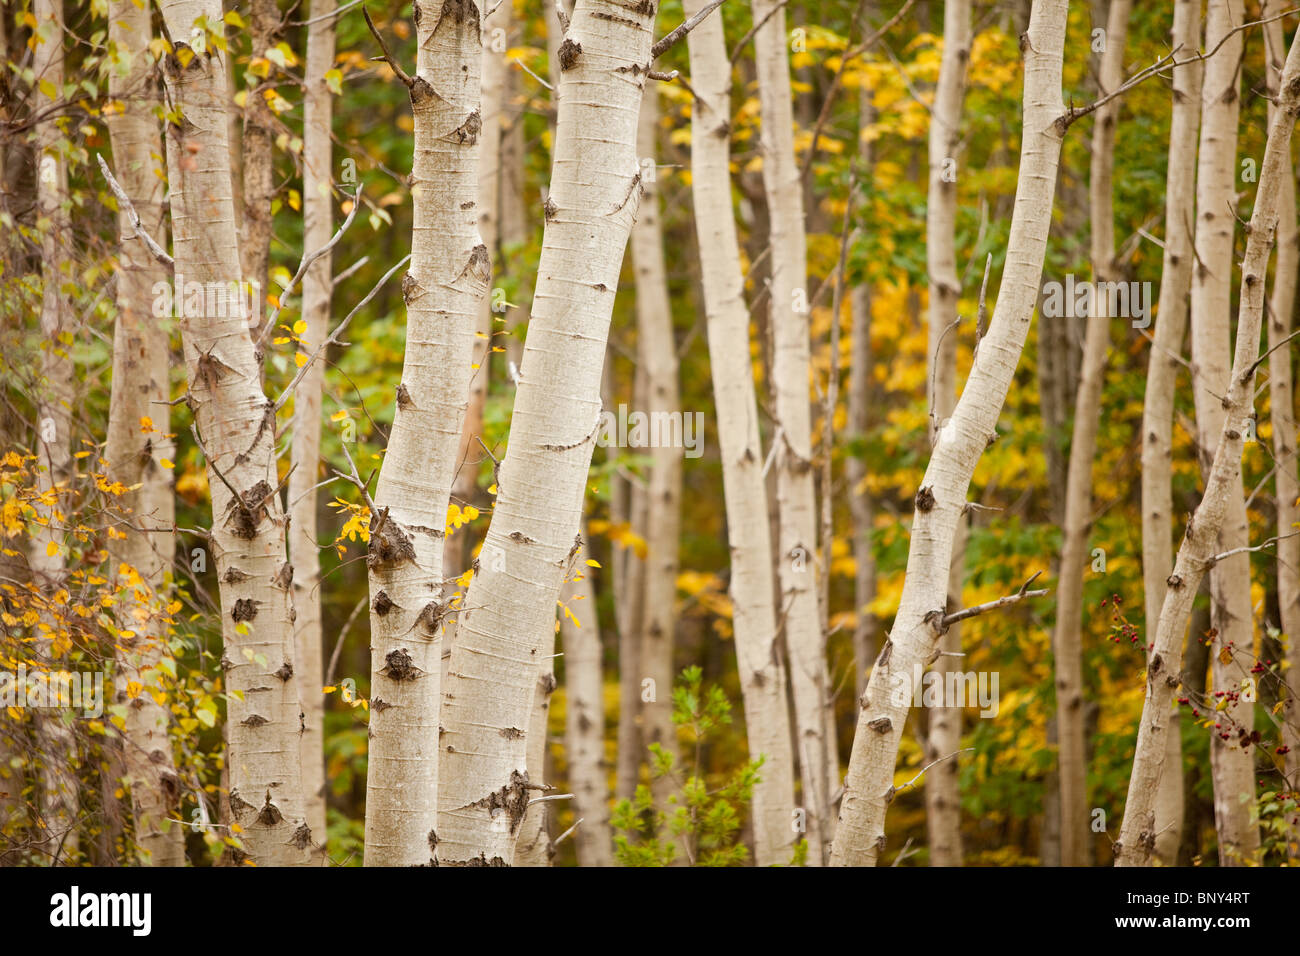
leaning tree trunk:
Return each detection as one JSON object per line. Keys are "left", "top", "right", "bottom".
{"left": 753, "top": 0, "right": 836, "bottom": 866}
{"left": 1052, "top": 0, "right": 1131, "bottom": 868}
{"left": 286, "top": 0, "right": 335, "bottom": 855}
{"left": 561, "top": 528, "right": 614, "bottom": 865}
{"left": 1186, "top": 0, "right": 1259, "bottom": 865}
{"left": 1116, "top": 18, "right": 1300, "bottom": 868}
{"left": 31, "top": 0, "right": 78, "bottom": 864}
{"left": 1263, "top": 2, "right": 1300, "bottom": 838}
{"left": 684, "top": 0, "right": 797, "bottom": 866}
{"left": 158, "top": 0, "right": 311, "bottom": 866}
{"left": 436, "top": 0, "right": 658, "bottom": 866}
{"left": 1139, "top": 0, "right": 1200, "bottom": 867}
{"left": 922, "top": 0, "right": 971, "bottom": 869}
{"left": 363, "top": 0, "right": 487, "bottom": 867}
{"left": 630, "top": 78, "right": 683, "bottom": 804}
{"left": 103, "top": 0, "right": 185, "bottom": 866}
{"left": 831, "top": 0, "right": 1069, "bottom": 867}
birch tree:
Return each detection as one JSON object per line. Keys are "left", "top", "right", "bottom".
{"left": 1262, "top": 3, "right": 1300, "bottom": 823}
{"left": 1117, "top": 17, "right": 1300, "bottom": 868}
{"left": 1186, "top": 0, "right": 1259, "bottom": 864}
{"left": 103, "top": 0, "right": 185, "bottom": 866}
{"left": 831, "top": 0, "right": 1070, "bottom": 866}
{"left": 158, "top": 0, "right": 311, "bottom": 866}
{"left": 285, "top": 0, "right": 335, "bottom": 853}
{"left": 361, "top": 0, "right": 487, "bottom": 867}
{"left": 1138, "top": 0, "right": 1200, "bottom": 866}
{"left": 753, "top": 0, "right": 836, "bottom": 865}
{"left": 513, "top": 623, "right": 555, "bottom": 866}
{"left": 630, "top": 78, "right": 682, "bottom": 797}
{"left": 31, "top": 0, "right": 78, "bottom": 863}
{"left": 922, "top": 0, "right": 971, "bottom": 868}
{"left": 561, "top": 544, "right": 614, "bottom": 865}
{"left": 683, "top": 0, "right": 797, "bottom": 867}
{"left": 437, "top": 0, "right": 662, "bottom": 865}
{"left": 1051, "top": 0, "right": 1132, "bottom": 867}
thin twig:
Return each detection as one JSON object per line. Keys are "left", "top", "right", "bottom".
{"left": 96, "top": 154, "right": 173, "bottom": 268}
{"left": 940, "top": 571, "right": 1048, "bottom": 629}
{"left": 362, "top": 6, "right": 414, "bottom": 88}
{"left": 651, "top": 0, "right": 727, "bottom": 61}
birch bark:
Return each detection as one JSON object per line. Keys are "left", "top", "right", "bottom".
{"left": 831, "top": 0, "right": 1069, "bottom": 866}
{"left": 437, "top": 0, "right": 658, "bottom": 865}
{"left": 159, "top": 0, "right": 311, "bottom": 865}
{"left": 684, "top": 0, "right": 796, "bottom": 866}
{"left": 364, "top": 0, "right": 487, "bottom": 866}
{"left": 104, "top": 0, "right": 185, "bottom": 866}
{"left": 630, "top": 79, "right": 682, "bottom": 800}
{"left": 1187, "top": 0, "right": 1259, "bottom": 864}
{"left": 922, "top": 0, "right": 971, "bottom": 868}
{"left": 752, "top": 0, "right": 835, "bottom": 865}
{"left": 31, "top": 0, "right": 78, "bottom": 863}
{"left": 1117, "top": 18, "right": 1300, "bottom": 868}
{"left": 561, "top": 535, "right": 614, "bottom": 865}
{"left": 286, "top": 0, "right": 335, "bottom": 854}
{"left": 1053, "top": 0, "right": 1131, "bottom": 867}
{"left": 1139, "top": 0, "right": 1200, "bottom": 867}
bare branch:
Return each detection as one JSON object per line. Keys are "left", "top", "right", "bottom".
{"left": 940, "top": 571, "right": 1048, "bottom": 629}
{"left": 96, "top": 154, "right": 173, "bottom": 268}
{"left": 651, "top": 0, "right": 727, "bottom": 61}
{"left": 362, "top": 6, "right": 414, "bottom": 89}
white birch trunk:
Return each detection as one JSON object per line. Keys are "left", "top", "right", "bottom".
{"left": 512, "top": 624, "right": 556, "bottom": 866}
{"left": 630, "top": 80, "right": 683, "bottom": 801}
{"left": 1262, "top": 3, "right": 1300, "bottom": 841}
{"left": 1053, "top": 0, "right": 1132, "bottom": 867}
{"left": 104, "top": 0, "right": 185, "bottom": 867}
{"left": 31, "top": 0, "right": 78, "bottom": 863}
{"left": 1187, "top": 0, "right": 1259, "bottom": 864}
{"left": 159, "top": 0, "right": 311, "bottom": 866}
{"left": 752, "top": 0, "right": 835, "bottom": 865}
{"left": 831, "top": 0, "right": 1069, "bottom": 866}
{"left": 1140, "top": 0, "right": 1200, "bottom": 867}
{"left": 1117, "top": 20, "right": 1300, "bottom": 867}
{"left": 684, "top": 0, "right": 797, "bottom": 866}
{"left": 286, "top": 0, "right": 335, "bottom": 855}
{"left": 364, "top": 0, "right": 487, "bottom": 867}
{"left": 437, "top": 0, "right": 657, "bottom": 865}
{"left": 561, "top": 534, "right": 614, "bottom": 865}
{"left": 922, "top": 0, "right": 971, "bottom": 868}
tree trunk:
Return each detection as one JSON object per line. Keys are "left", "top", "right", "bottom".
{"left": 512, "top": 623, "right": 556, "bottom": 866}
{"left": 1263, "top": 2, "right": 1300, "bottom": 844}
{"left": 104, "top": 0, "right": 185, "bottom": 867}
{"left": 1186, "top": 0, "right": 1258, "bottom": 865}
{"left": 1052, "top": 0, "right": 1131, "bottom": 868}
{"left": 753, "top": 0, "right": 835, "bottom": 865}
{"left": 630, "top": 79, "right": 683, "bottom": 805}
{"left": 159, "top": 0, "right": 311, "bottom": 866}
{"left": 364, "top": 0, "right": 487, "bottom": 867}
{"left": 1140, "top": 0, "right": 1200, "bottom": 867}
{"left": 286, "top": 0, "right": 335, "bottom": 857}
{"left": 31, "top": 0, "right": 79, "bottom": 864}
{"left": 684, "top": 0, "right": 797, "bottom": 866}
{"left": 848, "top": 81, "right": 878, "bottom": 706}
{"left": 1116, "top": 19, "right": 1300, "bottom": 866}
{"left": 831, "top": 0, "right": 1069, "bottom": 867}
{"left": 922, "top": 0, "right": 971, "bottom": 868}
{"left": 448, "top": 0, "right": 511, "bottom": 577}
{"left": 437, "top": 0, "right": 658, "bottom": 865}
{"left": 561, "top": 529, "right": 614, "bottom": 865}
{"left": 240, "top": 0, "right": 279, "bottom": 304}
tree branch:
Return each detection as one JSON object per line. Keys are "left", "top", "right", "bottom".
{"left": 940, "top": 571, "right": 1048, "bottom": 629}
{"left": 96, "top": 154, "right": 173, "bottom": 268}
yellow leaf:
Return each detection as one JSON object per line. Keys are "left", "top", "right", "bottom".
{"left": 159, "top": 458, "right": 175, "bottom": 469}
{"left": 586, "top": 559, "right": 601, "bottom": 568}
{"left": 295, "top": 352, "right": 308, "bottom": 368}
{"left": 292, "top": 319, "right": 308, "bottom": 335}
{"left": 45, "top": 541, "right": 59, "bottom": 557}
